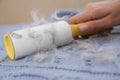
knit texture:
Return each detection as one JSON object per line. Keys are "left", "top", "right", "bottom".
{"left": 0, "top": 9, "right": 120, "bottom": 80}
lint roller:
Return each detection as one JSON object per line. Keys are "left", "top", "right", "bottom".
{"left": 4, "top": 21, "right": 91, "bottom": 60}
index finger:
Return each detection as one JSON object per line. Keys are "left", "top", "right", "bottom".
{"left": 69, "top": 8, "right": 109, "bottom": 24}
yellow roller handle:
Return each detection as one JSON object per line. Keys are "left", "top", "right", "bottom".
{"left": 70, "top": 24, "right": 92, "bottom": 38}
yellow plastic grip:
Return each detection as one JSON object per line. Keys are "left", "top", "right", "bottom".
{"left": 70, "top": 24, "right": 91, "bottom": 38}
{"left": 4, "top": 34, "right": 15, "bottom": 60}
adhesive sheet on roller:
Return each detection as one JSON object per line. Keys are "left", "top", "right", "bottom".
{"left": 4, "top": 21, "right": 73, "bottom": 60}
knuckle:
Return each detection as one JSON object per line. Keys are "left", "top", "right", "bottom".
{"left": 86, "top": 3, "right": 97, "bottom": 10}
{"left": 85, "top": 3, "right": 101, "bottom": 19}
{"left": 91, "top": 7, "right": 100, "bottom": 15}
{"left": 86, "top": 3, "right": 94, "bottom": 8}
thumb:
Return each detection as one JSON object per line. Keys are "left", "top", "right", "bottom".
{"left": 79, "top": 16, "right": 113, "bottom": 34}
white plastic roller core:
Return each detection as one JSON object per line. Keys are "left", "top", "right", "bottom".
{"left": 4, "top": 21, "right": 73, "bottom": 60}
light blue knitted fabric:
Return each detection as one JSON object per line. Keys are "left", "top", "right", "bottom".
{"left": 0, "top": 9, "right": 120, "bottom": 80}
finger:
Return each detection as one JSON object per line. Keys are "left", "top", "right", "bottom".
{"left": 79, "top": 16, "right": 113, "bottom": 34}
{"left": 69, "top": 6, "right": 110, "bottom": 24}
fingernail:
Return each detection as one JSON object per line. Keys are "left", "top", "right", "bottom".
{"left": 80, "top": 24, "right": 89, "bottom": 32}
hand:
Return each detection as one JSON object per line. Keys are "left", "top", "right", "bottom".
{"left": 69, "top": 0, "right": 120, "bottom": 34}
